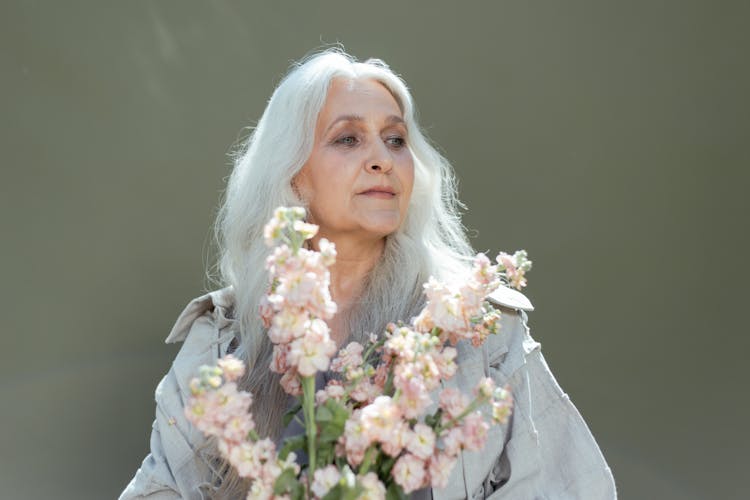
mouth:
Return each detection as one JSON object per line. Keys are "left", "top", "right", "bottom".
{"left": 359, "top": 186, "right": 397, "bottom": 197}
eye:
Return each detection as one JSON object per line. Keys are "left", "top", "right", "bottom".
{"left": 335, "top": 135, "right": 358, "bottom": 147}
{"left": 385, "top": 135, "right": 406, "bottom": 149}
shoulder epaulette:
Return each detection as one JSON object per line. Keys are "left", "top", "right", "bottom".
{"left": 487, "top": 285, "right": 534, "bottom": 312}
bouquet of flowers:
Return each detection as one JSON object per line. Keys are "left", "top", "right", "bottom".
{"left": 185, "top": 207, "right": 532, "bottom": 499}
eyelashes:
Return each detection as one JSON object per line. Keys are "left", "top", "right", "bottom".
{"left": 386, "top": 136, "right": 406, "bottom": 148}
{"left": 335, "top": 135, "right": 358, "bottom": 146}
{"left": 332, "top": 134, "right": 407, "bottom": 149}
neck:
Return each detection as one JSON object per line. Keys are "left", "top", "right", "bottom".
{"left": 311, "top": 232, "right": 385, "bottom": 310}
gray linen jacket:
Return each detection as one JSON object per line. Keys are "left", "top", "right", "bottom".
{"left": 120, "top": 286, "right": 616, "bottom": 499}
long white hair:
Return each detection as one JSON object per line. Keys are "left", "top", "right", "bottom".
{"left": 214, "top": 48, "right": 473, "bottom": 450}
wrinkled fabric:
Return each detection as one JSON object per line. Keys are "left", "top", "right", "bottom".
{"left": 120, "top": 286, "right": 616, "bottom": 499}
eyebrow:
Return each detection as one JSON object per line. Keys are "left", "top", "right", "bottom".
{"left": 323, "top": 114, "right": 405, "bottom": 135}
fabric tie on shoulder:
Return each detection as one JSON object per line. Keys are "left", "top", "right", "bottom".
{"left": 165, "top": 287, "right": 236, "bottom": 344}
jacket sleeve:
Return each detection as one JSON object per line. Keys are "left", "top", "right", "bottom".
{"left": 119, "top": 289, "right": 237, "bottom": 500}
{"left": 482, "top": 308, "right": 617, "bottom": 499}
{"left": 119, "top": 366, "right": 211, "bottom": 500}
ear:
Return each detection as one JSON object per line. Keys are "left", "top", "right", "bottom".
{"left": 291, "top": 169, "right": 308, "bottom": 203}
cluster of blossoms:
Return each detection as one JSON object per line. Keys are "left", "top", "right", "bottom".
{"left": 185, "top": 356, "right": 299, "bottom": 499}
{"left": 260, "top": 207, "right": 338, "bottom": 396}
{"left": 497, "top": 250, "right": 532, "bottom": 291}
{"left": 414, "top": 251, "right": 530, "bottom": 347}
{"left": 328, "top": 257, "right": 517, "bottom": 494}
{"left": 185, "top": 207, "right": 529, "bottom": 499}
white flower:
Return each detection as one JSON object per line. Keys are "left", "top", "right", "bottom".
{"left": 311, "top": 465, "right": 341, "bottom": 498}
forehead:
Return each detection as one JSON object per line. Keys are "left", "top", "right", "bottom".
{"left": 316, "top": 78, "right": 403, "bottom": 127}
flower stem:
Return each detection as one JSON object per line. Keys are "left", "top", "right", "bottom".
{"left": 359, "top": 446, "right": 377, "bottom": 475}
{"left": 302, "top": 376, "right": 317, "bottom": 479}
{"left": 362, "top": 337, "right": 386, "bottom": 364}
{"left": 436, "top": 395, "right": 488, "bottom": 434}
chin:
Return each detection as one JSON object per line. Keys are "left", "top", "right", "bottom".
{"left": 361, "top": 214, "right": 404, "bottom": 238}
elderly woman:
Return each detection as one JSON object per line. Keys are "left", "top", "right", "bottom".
{"left": 120, "top": 49, "right": 616, "bottom": 499}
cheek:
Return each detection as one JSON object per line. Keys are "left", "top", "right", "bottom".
{"left": 402, "top": 158, "right": 416, "bottom": 200}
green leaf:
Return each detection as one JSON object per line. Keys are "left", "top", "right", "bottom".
{"left": 290, "top": 481, "right": 305, "bottom": 500}
{"left": 386, "top": 481, "right": 407, "bottom": 500}
{"left": 283, "top": 401, "right": 303, "bottom": 427}
{"left": 316, "top": 404, "right": 333, "bottom": 422}
{"left": 384, "top": 371, "right": 395, "bottom": 395}
{"left": 273, "top": 467, "right": 300, "bottom": 496}
{"left": 326, "top": 399, "right": 350, "bottom": 425}
{"left": 321, "top": 484, "right": 343, "bottom": 500}
{"left": 321, "top": 478, "right": 364, "bottom": 500}
{"left": 316, "top": 399, "right": 349, "bottom": 444}
{"left": 424, "top": 409, "right": 442, "bottom": 428}
{"left": 378, "top": 455, "right": 397, "bottom": 477}
{"left": 318, "top": 420, "right": 344, "bottom": 444}
{"left": 278, "top": 435, "right": 306, "bottom": 461}
{"left": 315, "top": 440, "right": 336, "bottom": 465}
{"left": 342, "top": 483, "right": 365, "bottom": 500}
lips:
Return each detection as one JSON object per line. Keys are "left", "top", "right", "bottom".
{"left": 359, "top": 186, "right": 396, "bottom": 196}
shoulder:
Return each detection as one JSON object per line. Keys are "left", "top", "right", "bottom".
{"left": 157, "top": 287, "right": 238, "bottom": 411}
{"left": 126, "top": 288, "right": 237, "bottom": 498}
{"left": 164, "top": 286, "right": 236, "bottom": 345}
{"left": 483, "top": 286, "right": 540, "bottom": 377}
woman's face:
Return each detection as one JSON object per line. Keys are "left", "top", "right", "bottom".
{"left": 294, "top": 78, "right": 414, "bottom": 242}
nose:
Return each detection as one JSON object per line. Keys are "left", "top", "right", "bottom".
{"left": 365, "top": 140, "right": 394, "bottom": 174}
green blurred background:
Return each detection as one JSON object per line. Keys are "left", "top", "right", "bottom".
{"left": 2, "top": 1, "right": 748, "bottom": 498}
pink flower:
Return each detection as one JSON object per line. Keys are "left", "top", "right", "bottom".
{"left": 292, "top": 220, "right": 318, "bottom": 240}
{"left": 394, "top": 374, "right": 432, "bottom": 419}
{"left": 279, "top": 369, "right": 302, "bottom": 396}
{"left": 262, "top": 208, "right": 291, "bottom": 247}
{"left": 412, "top": 307, "right": 434, "bottom": 333}
{"left": 358, "top": 472, "right": 386, "bottom": 500}
{"left": 315, "top": 380, "right": 345, "bottom": 405}
{"left": 217, "top": 355, "right": 245, "bottom": 382}
{"left": 421, "top": 278, "right": 471, "bottom": 334}
{"left": 491, "top": 385, "right": 514, "bottom": 424}
{"left": 258, "top": 294, "right": 274, "bottom": 328}
{"left": 311, "top": 465, "right": 341, "bottom": 498}
{"left": 475, "top": 377, "right": 496, "bottom": 399}
{"left": 471, "top": 253, "right": 500, "bottom": 287}
{"left": 497, "top": 250, "right": 532, "bottom": 290}
{"left": 411, "top": 353, "right": 441, "bottom": 387}
{"left": 221, "top": 413, "right": 255, "bottom": 444}
{"left": 379, "top": 420, "right": 409, "bottom": 457}
{"left": 439, "top": 387, "right": 468, "bottom": 420}
{"left": 434, "top": 347, "right": 457, "bottom": 380}
{"left": 330, "top": 342, "right": 364, "bottom": 374}
{"left": 459, "top": 412, "right": 489, "bottom": 451}
{"left": 373, "top": 363, "right": 390, "bottom": 389}
{"left": 287, "top": 319, "right": 336, "bottom": 377}
{"left": 247, "top": 479, "right": 274, "bottom": 500}
{"left": 227, "top": 441, "right": 265, "bottom": 478}
{"left": 441, "top": 426, "right": 464, "bottom": 456}
{"left": 392, "top": 453, "right": 427, "bottom": 493}
{"left": 318, "top": 237, "right": 337, "bottom": 266}
{"left": 270, "top": 344, "right": 291, "bottom": 374}
{"left": 268, "top": 307, "right": 310, "bottom": 344}
{"left": 360, "top": 396, "right": 404, "bottom": 455}
{"left": 406, "top": 423, "right": 436, "bottom": 460}
{"left": 342, "top": 410, "right": 371, "bottom": 466}
{"left": 428, "top": 453, "right": 457, "bottom": 489}
{"left": 349, "top": 378, "right": 381, "bottom": 404}
{"left": 184, "top": 382, "right": 254, "bottom": 440}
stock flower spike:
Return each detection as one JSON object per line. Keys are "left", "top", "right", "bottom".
{"left": 185, "top": 206, "right": 526, "bottom": 499}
